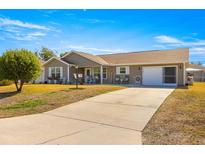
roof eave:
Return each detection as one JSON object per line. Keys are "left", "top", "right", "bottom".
{"left": 42, "top": 57, "right": 71, "bottom": 66}
{"left": 106, "top": 61, "right": 189, "bottom": 66}
{"left": 62, "top": 51, "right": 108, "bottom": 65}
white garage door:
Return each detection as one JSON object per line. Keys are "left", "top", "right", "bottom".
{"left": 142, "top": 67, "right": 163, "bottom": 86}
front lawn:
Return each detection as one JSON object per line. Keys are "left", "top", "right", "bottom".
{"left": 0, "top": 84, "right": 125, "bottom": 118}
{"left": 142, "top": 82, "right": 205, "bottom": 144}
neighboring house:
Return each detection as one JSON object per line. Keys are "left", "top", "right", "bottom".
{"left": 186, "top": 64, "right": 205, "bottom": 82}
{"left": 36, "top": 48, "right": 189, "bottom": 86}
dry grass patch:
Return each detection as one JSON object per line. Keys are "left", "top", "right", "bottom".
{"left": 0, "top": 84, "right": 125, "bottom": 118}
{"left": 142, "top": 82, "right": 205, "bottom": 144}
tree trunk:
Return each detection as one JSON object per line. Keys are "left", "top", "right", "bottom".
{"left": 18, "top": 80, "right": 24, "bottom": 92}
{"left": 15, "top": 80, "right": 24, "bottom": 92}
{"left": 14, "top": 81, "right": 19, "bottom": 92}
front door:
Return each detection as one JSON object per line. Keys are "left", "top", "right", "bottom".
{"left": 163, "top": 67, "right": 177, "bottom": 85}
{"left": 85, "top": 68, "right": 91, "bottom": 83}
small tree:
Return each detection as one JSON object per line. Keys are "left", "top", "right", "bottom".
{"left": 60, "top": 52, "right": 68, "bottom": 57}
{"left": 0, "top": 49, "right": 41, "bottom": 92}
{"left": 39, "top": 47, "right": 55, "bottom": 61}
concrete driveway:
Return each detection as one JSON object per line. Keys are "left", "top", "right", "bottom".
{"left": 0, "top": 87, "right": 174, "bottom": 144}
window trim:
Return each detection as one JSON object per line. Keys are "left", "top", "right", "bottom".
{"left": 116, "top": 66, "right": 129, "bottom": 75}
{"left": 49, "top": 67, "right": 62, "bottom": 79}
{"left": 93, "top": 67, "right": 100, "bottom": 77}
{"left": 163, "top": 67, "right": 177, "bottom": 84}
{"left": 103, "top": 67, "right": 107, "bottom": 79}
{"left": 162, "top": 66, "right": 178, "bottom": 86}
{"left": 120, "top": 67, "right": 126, "bottom": 74}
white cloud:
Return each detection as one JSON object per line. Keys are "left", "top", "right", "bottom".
{"left": 190, "top": 47, "right": 205, "bottom": 55}
{"left": 0, "top": 17, "right": 49, "bottom": 30}
{"left": 185, "top": 40, "right": 205, "bottom": 46}
{"left": 191, "top": 47, "right": 205, "bottom": 51}
{"left": 0, "top": 17, "right": 58, "bottom": 41}
{"left": 6, "top": 31, "right": 46, "bottom": 41}
{"left": 63, "top": 13, "right": 115, "bottom": 24}
{"left": 154, "top": 35, "right": 182, "bottom": 44}
{"left": 191, "top": 32, "right": 198, "bottom": 36}
{"left": 80, "top": 18, "right": 115, "bottom": 24}
{"left": 28, "top": 32, "right": 46, "bottom": 37}
{"left": 154, "top": 35, "right": 205, "bottom": 62}
{"left": 153, "top": 44, "right": 167, "bottom": 49}
{"left": 67, "top": 45, "right": 123, "bottom": 53}
{"left": 3, "top": 27, "right": 20, "bottom": 33}
{"left": 65, "top": 13, "right": 75, "bottom": 16}
{"left": 154, "top": 35, "right": 205, "bottom": 47}
{"left": 49, "top": 21, "right": 62, "bottom": 26}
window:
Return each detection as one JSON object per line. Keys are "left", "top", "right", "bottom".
{"left": 163, "top": 67, "right": 176, "bottom": 84}
{"left": 93, "top": 68, "right": 100, "bottom": 77}
{"left": 55, "top": 67, "right": 60, "bottom": 78}
{"left": 116, "top": 66, "right": 129, "bottom": 75}
{"left": 120, "top": 67, "right": 126, "bottom": 74}
{"left": 103, "top": 68, "right": 107, "bottom": 79}
{"left": 50, "top": 67, "right": 61, "bottom": 79}
{"left": 51, "top": 67, "right": 55, "bottom": 78}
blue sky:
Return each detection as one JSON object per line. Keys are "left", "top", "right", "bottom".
{"left": 0, "top": 9, "right": 205, "bottom": 63}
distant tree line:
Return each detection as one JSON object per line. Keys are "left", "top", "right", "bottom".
{"left": 190, "top": 61, "right": 204, "bottom": 65}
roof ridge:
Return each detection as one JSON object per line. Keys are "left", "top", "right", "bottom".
{"left": 65, "top": 50, "right": 109, "bottom": 65}
{"left": 98, "top": 48, "right": 189, "bottom": 56}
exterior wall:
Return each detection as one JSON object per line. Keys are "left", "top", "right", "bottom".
{"left": 129, "top": 65, "right": 142, "bottom": 84}
{"left": 44, "top": 59, "right": 68, "bottom": 83}
{"left": 69, "top": 66, "right": 75, "bottom": 83}
{"left": 178, "top": 63, "right": 184, "bottom": 86}
{"left": 34, "top": 69, "right": 44, "bottom": 83}
{"left": 69, "top": 67, "right": 84, "bottom": 84}
{"left": 104, "top": 63, "right": 185, "bottom": 86}
{"left": 62, "top": 52, "right": 100, "bottom": 68}
{"left": 103, "top": 66, "right": 115, "bottom": 84}
{"left": 42, "top": 57, "right": 186, "bottom": 86}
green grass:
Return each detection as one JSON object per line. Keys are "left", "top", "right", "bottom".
{"left": 0, "top": 84, "right": 125, "bottom": 118}
{"left": 142, "top": 82, "right": 205, "bottom": 145}
{"left": 0, "top": 99, "right": 44, "bottom": 110}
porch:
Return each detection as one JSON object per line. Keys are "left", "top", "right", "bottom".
{"left": 74, "top": 66, "right": 106, "bottom": 84}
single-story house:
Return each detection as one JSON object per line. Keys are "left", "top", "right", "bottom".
{"left": 186, "top": 64, "right": 205, "bottom": 82}
{"left": 36, "top": 48, "right": 189, "bottom": 86}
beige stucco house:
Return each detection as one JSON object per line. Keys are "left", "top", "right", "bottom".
{"left": 37, "top": 48, "right": 189, "bottom": 86}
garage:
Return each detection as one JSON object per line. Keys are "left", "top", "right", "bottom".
{"left": 142, "top": 66, "right": 177, "bottom": 86}
{"left": 142, "top": 67, "right": 163, "bottom": 86}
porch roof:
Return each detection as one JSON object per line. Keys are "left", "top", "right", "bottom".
{"left": 62, "top": 51, "right": 109, "bottom": 65}
{"left": 43, "top": 57, "right": 75, "bottom": 66}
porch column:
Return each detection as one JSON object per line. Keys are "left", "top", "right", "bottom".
{"left": 67, "top": 65, "right": 70, "bottom": 83}
{"left": 100, "top": 65, "right": 103, "bottom": 84}
{"left": 183, "top": 62, "right": 186, "bottom": 85}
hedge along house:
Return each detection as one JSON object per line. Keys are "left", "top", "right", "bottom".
{"left": 39, "top": 48, "right": 189, "bottom": 86}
